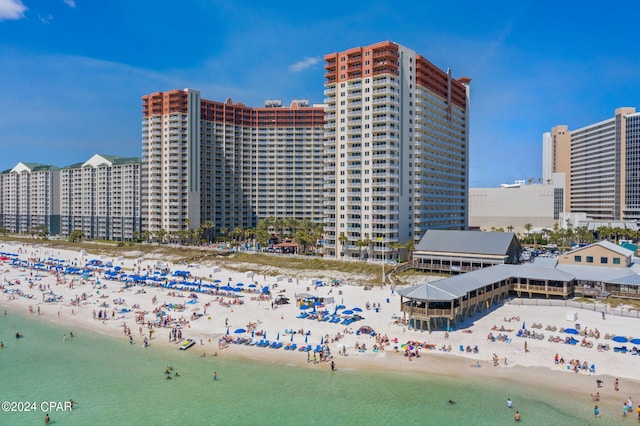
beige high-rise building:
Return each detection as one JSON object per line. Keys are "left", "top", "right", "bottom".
{"left": 141, "top": 90, "right": 325, "bottom": 240}
{"left": 59, "top": 154, "right": 142, "bottom": 241}
{"left": 0, "top": 162, "right": 60, "bottom": 235}
{"left": 323, "top": 41, "right": 470, "bottom": 260}
{"left": 546, "top": 107, "right": 640, "bottom": 221}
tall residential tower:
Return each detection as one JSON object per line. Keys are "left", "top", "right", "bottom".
{"left": 323, "top": 41, "right": 470, "bottom": 260}
{"left": 546, "top": 107, "right": 640, "bottom": 222}
{"left": 141, "top": 90, "right": 325, "bottom": 239}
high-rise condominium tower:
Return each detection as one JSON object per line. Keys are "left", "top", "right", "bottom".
{"left": 323, "top": 41, "right": 470, "bottom": 260}
{"left": 547, "top": 107, "right": 640, "bottom": 221}
{"left": 141, "top": 89, "right": 325, "bottom": 239}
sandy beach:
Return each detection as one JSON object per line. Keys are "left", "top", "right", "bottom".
{"left": 2, "top": 241, "right": 640, "bottom": 416}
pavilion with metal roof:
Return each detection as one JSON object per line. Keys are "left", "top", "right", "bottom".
{"left": 413, "top": 230, "right": 522, "bottom": 275}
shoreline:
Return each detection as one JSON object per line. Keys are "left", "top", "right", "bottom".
{"left": 2, "top": 242, "right": 640, "bottom": 418}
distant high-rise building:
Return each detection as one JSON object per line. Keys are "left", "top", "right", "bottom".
{"left": 546, "top": 107, "right": 640, "bottom": 222}
{"left": 0, "top": 162, "right": 60, "bottom": 235}
{"left": 141, "top": 90, "right": 325, "bottom": 239}
{"left": 323, "top": 41, "right": 471, "bottom": 260}
{"left": 59, "top": 154, "right": 142, "bottom": 241}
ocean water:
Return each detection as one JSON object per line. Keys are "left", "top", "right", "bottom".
{"left": 0, "top": 308, "right": 624, "bottom": 426}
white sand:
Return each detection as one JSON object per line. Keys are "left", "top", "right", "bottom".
{"left": 2, "top": 242, "right": 640, "bottom": 411}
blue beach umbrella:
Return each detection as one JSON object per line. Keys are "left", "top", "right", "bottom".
{"left": 234, "top": 328, "right": 246, "bottom": 334}
{"left": 300, "top": 305, "right": 310, "bottom": 310}
{"left": 630, "top": 338, "right": 640, "bottom": 345}
{"left": 342, "top": 310, "right": 354, "bottom": 315}
{"left": 564, "top": 328, "right": 579, "bottom": 335}
{"left": 352, "top": 307, "right": 363, "bottom": 312}
{"left": 612, "top": 336, "right": 628, "bottom": 343}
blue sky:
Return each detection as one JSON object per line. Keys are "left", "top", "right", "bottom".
{"left": 1, "top": 1, "right": 638, "bottom": 187}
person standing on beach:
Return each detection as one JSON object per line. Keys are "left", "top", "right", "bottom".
{"left": 331, "top": 360, "right": 335, "bottom": 371}
{"left": 615, "top": 378, "right": 619, "bottom": 391}
{"left": 213, "top": 371, "right": 217, "bottom": 381}
{"left": 507, "top": 398, "right": 513, "bottom": 409}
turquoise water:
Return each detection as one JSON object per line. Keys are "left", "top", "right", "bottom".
{"left": 0, "top": 308, "right": 624, "bottom": 426}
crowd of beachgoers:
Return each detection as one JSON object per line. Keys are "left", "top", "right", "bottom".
{"left": 2, "top": 241, "right": 640, "bottom": 418}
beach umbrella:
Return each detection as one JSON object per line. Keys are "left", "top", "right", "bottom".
{"left": 300, "top": 305, "right": 310, "bottom": 310}
{"left": 612, "top": 336, "right": 628, "bottom": 343}
{"left": 352, "top": 307, "right": 363, "bottom": 312}
{"left": 342, "top": 310, "right": 354, "bottom": 315}
{"left": 564, "top": 328, "right": 579, "bottom": 335}
{"left": 234, "top": 328, "right": 246, "bottom": 334}
{"left": 236, "top": 283, "right": 244, "bottom": 286}
{"left": 213, "top": 279, "right": 221, "bottom": 283}
{"left": 630, "top": 338, "right": 640, "bottom": 345}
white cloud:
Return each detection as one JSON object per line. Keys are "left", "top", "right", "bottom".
{"left": 38, "top": 13, "right": 53, "bottom": 24}
{"left": 0, "top": 0, "right": 27, "bottom": 21}
{"left": 289, "top": 56, "right": 319, "bottom": 72}
{"left": 63, "top": 0, "right": 76, "bottom": 7}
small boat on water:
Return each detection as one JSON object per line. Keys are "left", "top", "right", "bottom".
{"left": 179, "top": 339, "right": 195, "bottom": 351}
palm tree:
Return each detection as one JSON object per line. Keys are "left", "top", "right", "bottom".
{"left": 338, "top": 232, "right": 348, "bottom": 257}
{"left": 155, "top": 228, "right": 167, "bottom": 243}
{"left": 355, "top": 239, "right": 366, "bottom": 260}
{"left": 199, "top": 220, "right": 215, "bottom": 244}
{"left": 404, "top": 238, "right": 415, "bottom": 262}
{"left": 389, "top": 242, "right": 402, "bottom": 261}
{"left": 362, "top": 237, "right": 372, "bottom": 260}
{"left": 69, "top": 230, "right": 84, "bottom": 242}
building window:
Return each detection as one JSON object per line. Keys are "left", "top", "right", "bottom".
{"left": 600, "top": 257, "right": 608, "bottom": 264}
{"left": 586, "top": 256, "right": 593, "bottom": 263}
{"left": 574, "top": 255, "right": 581, "bottom": 262}
{"left": 613, "top": 258, "right": 621, "bottom": 265}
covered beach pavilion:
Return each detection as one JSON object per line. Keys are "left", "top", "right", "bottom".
{"left": 397, "top": 264, "right": 575, "bottom": 331}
